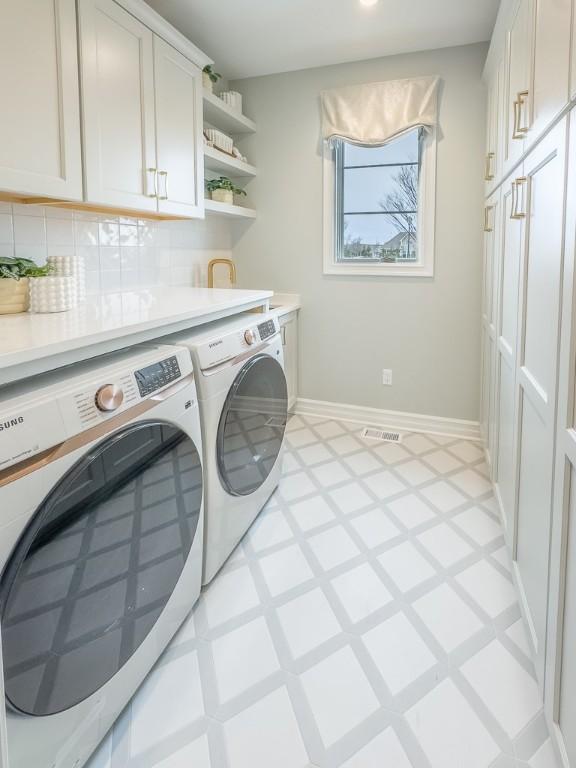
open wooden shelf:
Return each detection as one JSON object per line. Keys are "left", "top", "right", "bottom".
{"left": 204, "top": 198, "right": 257, "bottom": 219}
{"left": 203, "top": 90, "right": 256, "bottom": 134}
{"left": 204, "top": 145, "right": 257, "bottom": 178}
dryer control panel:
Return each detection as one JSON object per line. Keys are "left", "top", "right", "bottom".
{"left": 195, "top": 314, "right": 280, "bottom": 371}
{"left": 135, "top": 355, "right": 182, "bottom": 397}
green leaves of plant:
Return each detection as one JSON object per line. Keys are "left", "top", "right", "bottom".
{"left": 205, "top": 176, "right": 247, "bottom": 196}
{"left": 0, "top": 256, "right": 53, "bottom": 280}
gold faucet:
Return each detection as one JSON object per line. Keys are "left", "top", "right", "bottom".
{"left": 207, "top": 258, "right": 237, "bottom": 288}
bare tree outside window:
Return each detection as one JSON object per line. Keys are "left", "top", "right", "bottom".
{"left": 379, "top": 163, "right": 418, "bottom": 263}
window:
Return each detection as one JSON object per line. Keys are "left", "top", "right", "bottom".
{"left": 323, "top": 127, "right": 436, "bottom": 276}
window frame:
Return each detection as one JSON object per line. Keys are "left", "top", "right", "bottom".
{"left": 322, "top": 128, "right": 437, "bottom": 277}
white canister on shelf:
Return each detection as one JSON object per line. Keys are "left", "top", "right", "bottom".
{"left": 219, "top": 90, "right": 243, "bottom": 113}
{"left": 29, "top": 276, "right": 76, "bottom": 313}
{"left": 47, "top": 255, "right": 86, "bottom": 304}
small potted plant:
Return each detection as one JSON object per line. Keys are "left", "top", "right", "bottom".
{"left": 0, "top": 257, "right": 52, "bottom": 314}
{"left": 206, "top": 177, "right": 247, "bottom": 206}
{"left": 202, "top": 65, "right": 222, "bottom": 93}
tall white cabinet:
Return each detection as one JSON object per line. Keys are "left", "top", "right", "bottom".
{"left": 481, "top": 0, "right": 576, "bottom": 763}
{"left": 0, "top": 0, "right": 82, "bottom": 200}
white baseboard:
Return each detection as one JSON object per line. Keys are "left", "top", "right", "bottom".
{"left": 294, "top": 397, "right": 481, "bottom": 440}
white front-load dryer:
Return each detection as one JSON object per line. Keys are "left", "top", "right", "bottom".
{"left": 0, "top": 344, "right": 204, "bottom": 768}
{"left": 167, "top": 312, "right": 288, "bottom": 584}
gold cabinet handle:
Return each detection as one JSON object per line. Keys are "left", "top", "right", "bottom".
{"left": 483, "top": 205, "right": 494, "bottom": 232}
{"left": 146, "top": 168, "right": 158, "bottom": 198}
{"left": 512, "top": 91, "right": 529, "bottom": 139}
{"left": 511, "top": 176, "right": 527, "bottom": 219}
{"left": 485, "top": 152, "right": 495, "bottom": 181}
{"left": 158, "top": 170, "right": 168, "bottom": 200}
{"left": 510, "top": 179, "right": 516, "bottom": 219}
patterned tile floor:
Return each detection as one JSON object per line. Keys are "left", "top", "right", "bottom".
{"left": 88, "top": 415, "right": 559, "bottom": 768}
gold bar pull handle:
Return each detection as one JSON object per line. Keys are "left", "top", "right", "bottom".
{"left": 158, "top": 171, "right": 168, "bottom": 200}
{"left": 511, "top": 176, "right": 527, "bottom": 219}
{"left": 512, "top": 99, "right": 522, "bottom": 139}
{"left": 484, "top": 205, "right": 494, "bottom": 232}
{"left": 146, "top": 168, "right": 158, "bottom": 198}
{"left": 485, "top": 152, "right": 495, "bottom": 181}
{"left": 510, "top": 180, "right": 517, "bottom": 219}
{"left": 516, "top": 91, "right": 529, "bottom": 135}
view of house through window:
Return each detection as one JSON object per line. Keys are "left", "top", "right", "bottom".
{"left": 334, "top": 128, "right": 421, "bottom": 264}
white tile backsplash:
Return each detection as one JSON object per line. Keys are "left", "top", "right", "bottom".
{"left": 0, "top": 203, "right": 233, "bottom": 293}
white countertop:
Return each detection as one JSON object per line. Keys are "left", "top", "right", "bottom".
{"left": 0, "top": 286, "right": 273, "bottom": 385}
{"left": 269, "top": 293, "right": 301, "bottom": 317}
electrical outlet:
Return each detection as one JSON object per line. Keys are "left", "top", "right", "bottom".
{"left": 382, "top": 368, "right": 393, "bottom": 386}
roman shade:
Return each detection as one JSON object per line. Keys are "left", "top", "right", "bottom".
{"left": 320, "top": 76, "right": 440, "bottom": 146}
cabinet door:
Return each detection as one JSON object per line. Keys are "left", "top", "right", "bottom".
{"left": 514, "top": 120, "right": 567, "bottom": 688}
{"left": 280, "top": 312, "right": 298, "bottom": 411}
{"left": 544, "top": 109, "right": 576, "bottom": 764}
{"left": 571, "top": 0, "right": 576, "bottom": 100}
{"left": 484, "top": 62, "right": 502, "bottom": 192}
{"left": 0, "top": 0, "right": 82, "bottom": 199}
{"left": 79, "top": 0, "right": 158, "bottom": 211}
{"left": 480, "top": 193, "right": 501, "bottom": 474}
{"left": 154, "top": 37, "right": 204, "bottom": 218}
{"left": 530, "top": 0, "right": 571, "bottom": 141}
{"left": 494, "top": 179, "right": 523, "bottom": 543}
{"left": 504, "top": 0, "right": 533, "bottom": 175}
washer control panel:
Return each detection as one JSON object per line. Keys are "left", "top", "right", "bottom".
{"left": 257, "top": 318, "right": 276, "bottom": 341}
{"left": 0, "top": 345, "right": 193, "bottom": 473}
{"left": 135, "top": 355, "right": 181, "bottom": 397}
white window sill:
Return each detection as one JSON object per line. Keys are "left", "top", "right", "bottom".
{"left": 323, "top": 262, "right": 434, "bottom": 277}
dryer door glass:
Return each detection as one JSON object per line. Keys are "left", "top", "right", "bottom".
{"left": 217, "top": 354, "right": 288, "bottom": 496}
{"left": 0, "top": 420, "right": 202, "bottom": 716}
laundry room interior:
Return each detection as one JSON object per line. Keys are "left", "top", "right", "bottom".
{"left": 0, "top": 1, "right": 574, "bottom": 766}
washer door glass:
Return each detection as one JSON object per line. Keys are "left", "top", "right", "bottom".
{"left": 0, "top": 420, "right": 202, "bottom": 716}
{"left": 217, "top": 354, "right": 288, "bottom": 496}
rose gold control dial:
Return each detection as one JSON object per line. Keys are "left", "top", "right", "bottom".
{"left": 244, "top": 329, "right": 256, "bottom": 345}
{"left": 95, "top": 383, "right": 124, "bottom": 412}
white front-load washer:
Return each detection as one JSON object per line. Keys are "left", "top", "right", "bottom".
{"left": 168, "top": 312, "right": 288, "bottom": 584}
{"left": 0, "top": 344, "right": 204, "bottom": 768}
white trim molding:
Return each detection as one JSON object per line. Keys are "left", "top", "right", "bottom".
{"left": 294, "top": 397, "right": 481, "bottom": 440}
{"left": 322, "top": 128, "right": 437, "bottom": 277}
{"left": 115, "top": 0, "right": 212, "bottom": 69}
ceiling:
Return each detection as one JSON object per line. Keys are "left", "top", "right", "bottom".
{"left": 146, "top": 0, "right": 500, "bottom": 80}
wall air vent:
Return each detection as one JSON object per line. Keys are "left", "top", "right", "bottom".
{"left": 361, "top": 427, "right": 402, "bottom": 443}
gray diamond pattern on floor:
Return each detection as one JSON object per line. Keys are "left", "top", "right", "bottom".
{"left": 88, "top": 416, "right": 557, "bottom": 768}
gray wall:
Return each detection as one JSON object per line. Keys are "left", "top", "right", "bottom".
{"left": 231, "top": 43, "right": 487, "bottom": 421}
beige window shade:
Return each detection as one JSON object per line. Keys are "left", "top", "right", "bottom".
{"left": 321, "top": 76, "right": 440, "bottom": 146}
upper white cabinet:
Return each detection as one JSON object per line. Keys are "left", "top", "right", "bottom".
{"left": 530, "top": 0, "right": 572, "bottom": 140}
{"left": 503, "top": 0, "right": 533, "bottom": 175}
{"left": 0, "top": 0, "right": 82, "bottom": 200}
{"left": 488, "top": 0, "right": 573, "bottom": 186}
{"left": 484, "top": 62, "right": 501, "bottom": 191}
{"left": 78, "top": 0, "right": 204, "bottom": 217}
{"left": 79, "top": 0, "right": 157, "bottom": 211}
{"left": 154, "top": 37, "right": 204, "bottom": 217}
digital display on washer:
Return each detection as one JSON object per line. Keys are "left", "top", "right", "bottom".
{"left": 257, "top": 319, "right": 276, "bottom": 340}
{"left": 135, "top": 355, "right": 181, "bottom": 396}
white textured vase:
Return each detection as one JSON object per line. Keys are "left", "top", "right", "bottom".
{"left": 29, "top": 276, "right": 76, "bottom": 313}
{"left": 202, "top": 72, "right": 213, "bottom": 92}
{"left": 47, "top": 254, "right": 86, "bottom": 304}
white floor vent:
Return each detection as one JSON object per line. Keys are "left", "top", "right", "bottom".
{"left": 361, "top": 427, "right": 402, "bottom": 443}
